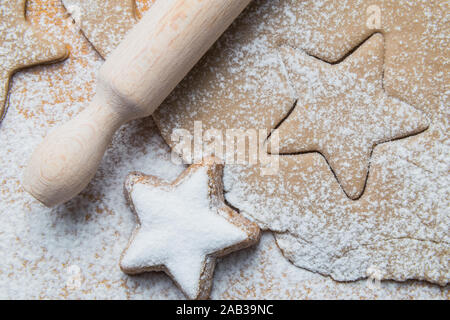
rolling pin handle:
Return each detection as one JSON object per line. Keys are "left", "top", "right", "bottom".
{"left": 23, "top": 96, "right": 124, "bottom": 207}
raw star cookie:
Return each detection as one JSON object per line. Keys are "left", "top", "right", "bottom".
{"left": 61, "top": 0, "right": 139, "bottom": 58}
{"left": 270, "top": 34, "right": 429, "bottom": 199}
{"left": 120, "top": 159, "right": 260, "bottom": 300}
{"left": 0, "top": 0, "right": 68, "bottom": 120}
{"left": 278, "top": 0, "right": 449, "bottom": 120}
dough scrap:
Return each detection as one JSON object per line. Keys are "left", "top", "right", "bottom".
{"left": 0, "top": 0, "right": 68, "bottom": 120}
{"left": 154, "top": 0, "right": 450, "bottom": 285}
{"left": 61, "top": 0, "right": 138, "bottom": 58}
{"left": 63, "top": 0, "right": 449, "bottom": 285}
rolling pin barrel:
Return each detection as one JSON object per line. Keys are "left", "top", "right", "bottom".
{"left": 23, "top": 0, "right": 252, "bottom": 207}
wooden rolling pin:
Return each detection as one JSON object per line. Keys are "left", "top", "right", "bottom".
{"left": 23, "top": 0, "right": 252, "bottom": 207}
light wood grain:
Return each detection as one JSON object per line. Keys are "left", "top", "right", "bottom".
{"left": 23, "top": 0, "right": 252, "bottom": 207}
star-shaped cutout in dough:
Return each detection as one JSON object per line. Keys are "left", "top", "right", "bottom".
{"left": 62, "top": 0, "right": 138, "bottom": 58}
{"left": 268, "top": 34, "right": 429, "bottom": 199}
{"left": 0, "top": 0, "right": 68, "bottom": 120}
{"left": 120, "top": 159, "right": 260, "bottom": 300}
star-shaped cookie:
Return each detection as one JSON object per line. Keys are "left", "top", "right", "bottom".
{"left": 0, "top": 0, "right": 68, "bottom": 120}
{"left": 120, "top": 159, "right": 260, "bottom": 300}
{"left": 268, "top": 34, "right": 429, "bottom": 199}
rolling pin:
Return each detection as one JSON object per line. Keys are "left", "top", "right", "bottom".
{"left": 23, "top": 0, "right": 252, "bottom": 207}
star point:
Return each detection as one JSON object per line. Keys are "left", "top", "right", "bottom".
{"left": 270, "top": 33, "right": 429, "bottom": 199}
